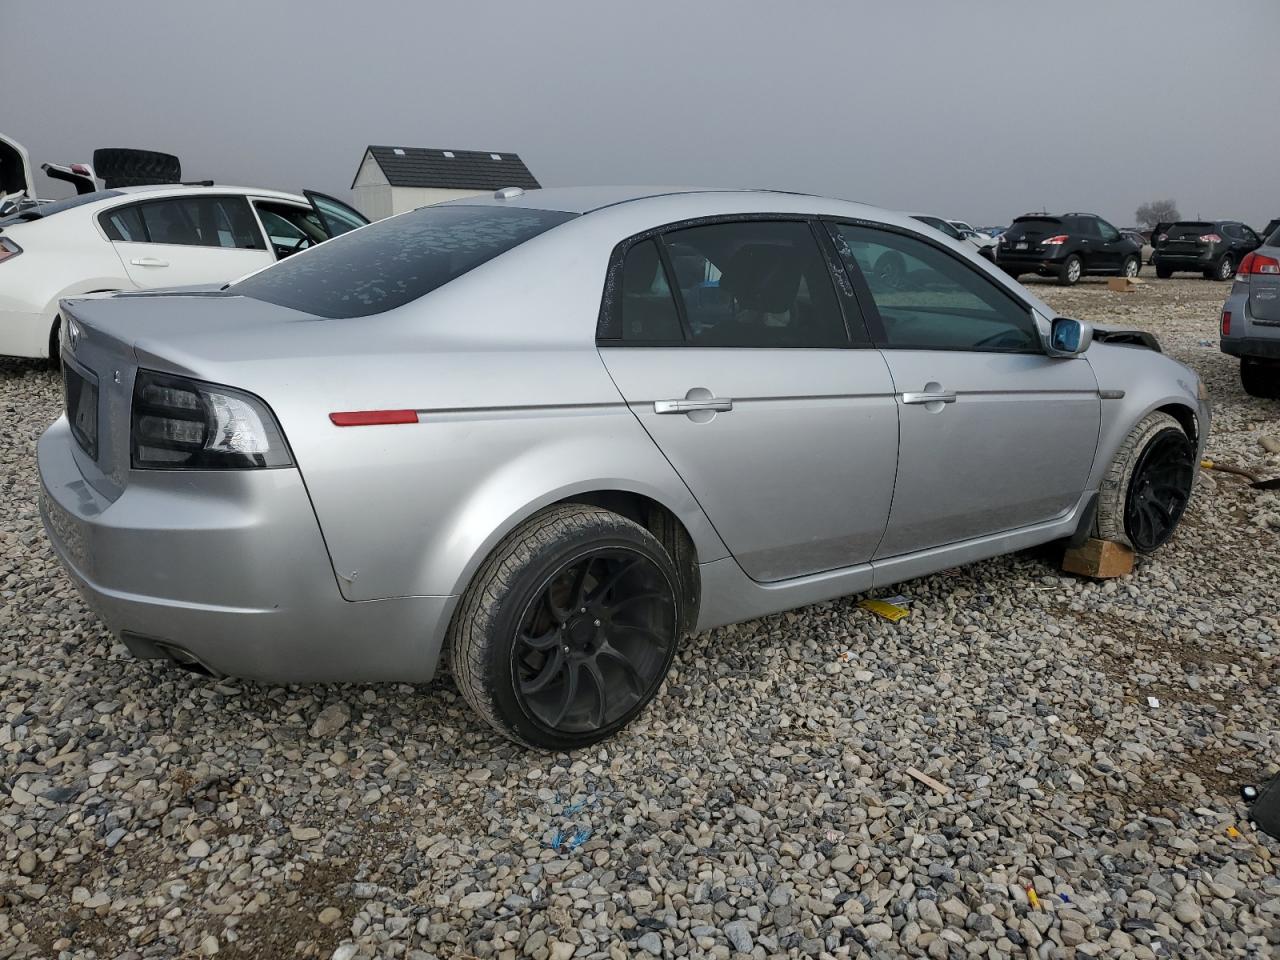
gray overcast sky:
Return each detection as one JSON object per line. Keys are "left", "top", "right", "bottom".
{"left": 5, "top": 0, "right": 1278, "bottom": 226}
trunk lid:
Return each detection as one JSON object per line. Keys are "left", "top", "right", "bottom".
{"left": 1247, "top": 244, "right": 1280, "bottom": 325}
{"left": 1158, "top": 221, "right": 1215, "bottom": 256}
{"left": 57, "top": 290, "right": 315, "bottom": 501}
{"left": 1003, "top": 216, "right": 1061, "bottom": 251}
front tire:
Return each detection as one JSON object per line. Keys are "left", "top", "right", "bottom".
{"left": 1122, "top": 255, "right": 1140, "bottom": 279}
{"left": 1241, "top": 358, "right": 1280, "bottom": 399}
{"left": 1094, "top": 412, "right": 1195, "bottom": 553}
{"left": 1058, "top": 254, "right": 1083, "bottom": 286}
{"left": 448, "top": 504, "right": 682, "bottom": 749}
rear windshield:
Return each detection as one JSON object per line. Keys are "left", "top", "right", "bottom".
{"left": 0, "top": 190, "right": 122, "bottom": 226}
{"left": 1006, "top": 217, "right": 1060, "bottom": 237}
{"left": 232, "top": 204, "right": 577, "bottom": 318}
{"left": 1166, "top": 222, "right": 1213, "bottom": 239}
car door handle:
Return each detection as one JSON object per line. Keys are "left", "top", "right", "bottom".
{"left": 901, "top": 391, "right": 957, "bottom": 405}
{"left": 130, "top": 257, "right": 169, "bottom": 267}
{"left": 654, "top": 397, "right": 734, "bottom": 414}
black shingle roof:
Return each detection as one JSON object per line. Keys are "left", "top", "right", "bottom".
{"left": 355, "top": 146, "right": 540, "bottom": 191}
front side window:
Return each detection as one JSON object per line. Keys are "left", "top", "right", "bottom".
{"left": 254, "top": 201, "right": 328, "bottom": 257}
{"left": 233, "top": 204, "right": 576, "bottom": 318}
{"left": 830, "top": 223, "right": 1039, "bottom": 353}
{"left": 656, "top": 220, "right": 848, "bottom": 348}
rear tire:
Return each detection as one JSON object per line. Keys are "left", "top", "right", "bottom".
{"left": 1208, "top": 255, "right": 1234, "bottom": 281}
{"left": 1094, "top": 412, "right": 1195, "bottom": 553}
{"left": 448, "top": 504, "right": 683, "bottom": 750}
{"left": 1155, "top": 264, "right": 1173, "bottom": 279}
{"left": 1058, "top": 254, "right": 1083, "bottom": 286}
{"left": 47, "top": 317, "right": 62, "bottom": 370}
{"left": 1241, "top": 358, "right": 1280, "bottom": 399}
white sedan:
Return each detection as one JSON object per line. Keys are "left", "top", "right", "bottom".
{"left": 0, "top": 183, "right": 367, "bottom": 360}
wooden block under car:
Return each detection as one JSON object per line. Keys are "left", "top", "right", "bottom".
{"left": 1107, "top": 276, "right": 1144, "bottom": 293}
{"left": 1062, "top": 538, "right": 1135, "bottom": 578}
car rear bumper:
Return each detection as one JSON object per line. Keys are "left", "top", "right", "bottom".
{"left": 1154, "top": 254, "right": 1215, "bottom": 269}
{"left": 38, "top": 415, "right": 455, "bottom": 682}
{"left": 995, "top": 250, "right": 1066, "bottom": 271}
{"left": 1221, "top": 336, "right": 1280, "bottom": 360}
{"left": 0, "top": 305, "right": 53, "bottom": 359}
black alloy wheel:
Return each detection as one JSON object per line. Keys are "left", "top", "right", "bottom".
{"left": 511, "top": 548, "right": 677, "bottom": 735}
{"left": 1123, "top": 428, "right": 1195, "bottom": 552}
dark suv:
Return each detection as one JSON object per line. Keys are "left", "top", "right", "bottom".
{"left": 996, "top": 213, "right": 1142, "bottom": 286}
{"left": 1152, "top": 220, "right": 1263, "bottom": 280}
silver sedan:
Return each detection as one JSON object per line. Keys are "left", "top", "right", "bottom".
{"left": 39, "top": 187, "right": 1209, "bottom": 748}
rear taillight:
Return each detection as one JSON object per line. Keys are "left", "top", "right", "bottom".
{"left": 1042, "top": 235, "right": 1068, "bottom": 245}
{"left": 1222, "top": 311, "right": 1231, "bottom": 335}
{"left": 0, "top": 238, "right": 22, "bottom": 264}
{"left": 131, "top": 369, "right": 292, "bottom": 469}
{"left": 1236, "top": 251, "right": 1280, "bottom": 281}
{"left": 1199, "top": 233, "right": 1222, "bottom": 244}
{"left": 1156, "top": 233, "right": 1168, "bottom": 242}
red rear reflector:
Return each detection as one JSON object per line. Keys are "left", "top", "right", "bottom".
{"left": 329, "top": 410, "right": 418, "bottom": 427}
{"left": 1222, "top": 311, "right": 1231, "bottom": 335}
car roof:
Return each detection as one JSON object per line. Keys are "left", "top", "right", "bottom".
{"left": 111, "top": 184, "right": 307, "bottom": 202}
{"left": 442, "top": 185, "right": 871, "bottom": 216}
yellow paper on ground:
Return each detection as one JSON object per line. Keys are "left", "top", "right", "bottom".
{"left": 857, "top": 598, "right": 909, "bottom": 622}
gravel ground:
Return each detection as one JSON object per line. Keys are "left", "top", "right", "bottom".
{"left": 2, "top": 273, "right": 1278, "bottom": 959}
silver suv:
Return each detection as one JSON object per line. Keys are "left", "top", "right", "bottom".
{"left": 1221, "top": 229, "right": 1280, "bottom": 397}
{"left": 39, "top": 187, "right": 1209, "bottom": 748}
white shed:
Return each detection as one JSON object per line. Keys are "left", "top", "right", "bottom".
{"left": 350, "top": 145, "right": 540, "bottom": 220}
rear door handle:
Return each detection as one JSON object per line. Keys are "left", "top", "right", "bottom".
{"left": 654, "top": 397, "right": 734, "bottom": 414}
{"left": 901, "top": 391, "right": 957, "bottom": 405}
{"left": 130, "top": 257, "right": 169, "bottom": 267}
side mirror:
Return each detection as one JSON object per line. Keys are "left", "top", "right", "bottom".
{"left": 1047, "top": 316, "right": 1093, "bottom": 357}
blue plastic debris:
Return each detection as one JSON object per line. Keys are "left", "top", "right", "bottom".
{"left": 566, "top": 827, "right": 592, "bottom": 850}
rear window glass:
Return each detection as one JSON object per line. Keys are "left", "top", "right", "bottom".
{"left": 232, "top": 204, "right": 576, "bottom": 318}
{"left": 0, "top": 190, "right": 122, "bottom": 226}
{"left": 1166, "top": 222, "right": 1214, "bottom": 239}
{"left": 1006, "top": 217, "right": 1060, "bottom": 237}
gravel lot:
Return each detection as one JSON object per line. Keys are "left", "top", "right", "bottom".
{"left": 2, "top": 273, "right": 1278, "bottom": 959}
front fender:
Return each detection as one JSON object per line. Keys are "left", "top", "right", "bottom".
{"left": 1085, "top": 344, "right": 1208, "bottom": 489}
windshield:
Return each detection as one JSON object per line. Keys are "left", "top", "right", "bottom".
{"left": 0, "top": 190, "right": 121, "bottom": 226}
{"left": 232, "top": 204, "right": 577, "bottom": 318}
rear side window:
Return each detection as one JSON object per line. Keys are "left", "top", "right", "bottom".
{"left": 619, "top": 240, "right": 683, "bottom": 342}
{"left": 233, "top": 205, "right": 576, "bottom": 318}
{"left": 659, "top": 221, "right": 848, "bottom": 348}
{"left": 830, "top": 223, "right": 1038, "bottom": 353}
{"left": 1222, "top": 223, "right": 1244, "bottom": 240}
{"left": 101, "top": 196, "right": 263, "bottom": 249}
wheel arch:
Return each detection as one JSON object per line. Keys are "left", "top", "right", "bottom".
{"left": 445, "top": 482, "right": 713, "bottom": 639}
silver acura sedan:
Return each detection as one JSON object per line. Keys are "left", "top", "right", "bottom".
{"left": 39, "top": 187, "right": 1209, "bottom": 748}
